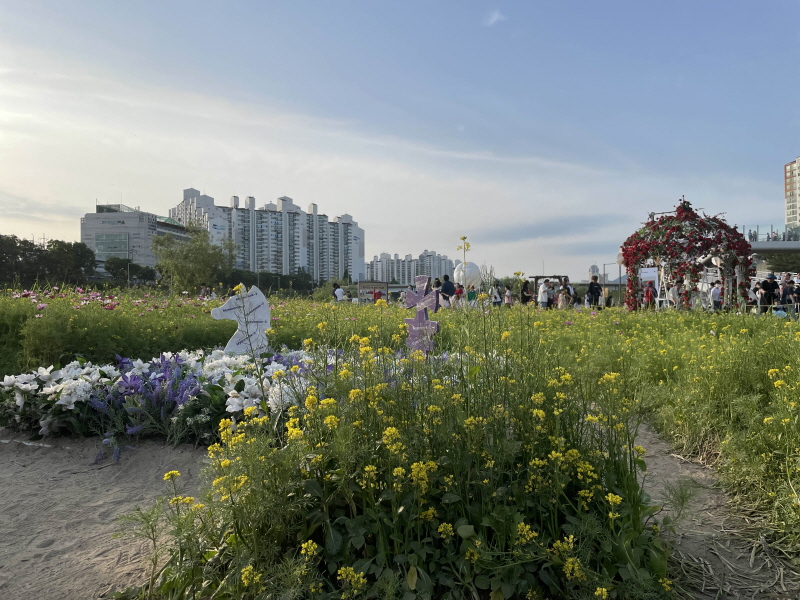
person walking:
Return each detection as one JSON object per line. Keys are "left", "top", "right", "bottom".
{"left": 490, "top": 282, "right": 502, "bottom": 307}
{"left": 643, "top": 281, "right": 657, "bottom": 310}
{"left": 710, "top": 280, "right": 722, "bottom": 311}
{"left": 537, "top": 279, "right": 549, "bottom": 309}
{"left": 587, "top": 275, "right": 603, "bottom": 309}
{"left": 520, "top": 280, "right": 533, "bottom": 305}
{"left": 503, "top": 284, "right": 514, "bottom": 308}
{"left": 440, "top": 274, "right": 455, "bottom": 308}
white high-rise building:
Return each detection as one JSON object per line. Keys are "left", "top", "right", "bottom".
{"left": 785, "top": 158, "right": 800, "bottom": 228}
{"left": 365, "top": 250, "right": 455, "bottom": 284}
{"left": 170, "top": 189, "right": 365, "bottom": 281}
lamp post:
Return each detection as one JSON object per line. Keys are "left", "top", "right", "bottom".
{"left": 127, "top": 261, "right": 131, "bottom": 288}
{"left": 616, "top": 252, "right": 625, "bottom": 306}
{"left": 602, "top": 262, "right": 616, "bottom": 306}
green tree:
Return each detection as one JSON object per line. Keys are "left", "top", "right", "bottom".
{"left": 138, "top": 266, "right": 157, "bottom": 283}
{"left": 0, "top": 235, "right": 44, "bottom": 286}
{"left": 42, "top": 240, "right": 95, "bottom": 284}
{"left": 152, "top": 227, "right": 231, "bottom": 291}
{"left": 104, "top": 257, "right": 134, "bottom": 280}
{"left": 761, "top": 252, "right": 800, "bottom": 274}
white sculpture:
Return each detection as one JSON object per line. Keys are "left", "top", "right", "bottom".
{"left": 453, "top": 262, "right": 481, "bottom": 289}
{"left": 211, "top": 285, "right": 271, "bottom": 355}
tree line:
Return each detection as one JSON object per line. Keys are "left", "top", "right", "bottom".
{"left": 0, "top": 235, "right": 96, "bottom": 287}
{"left": 0, "top": 227, "right": 334, "bottom": 294}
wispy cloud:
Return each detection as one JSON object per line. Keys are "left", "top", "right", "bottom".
{"left": 473, "top": 215, "right": 627, "bottom": 244}
{"left": 0, "top": 40, "right": 778, "bottom": 277}
{"left": 484, "top": 10, "right": 506, "bottom": 27}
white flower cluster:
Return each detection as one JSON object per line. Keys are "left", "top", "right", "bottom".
{"left": 0, "top": 348, "right": 317, "bottom": 433}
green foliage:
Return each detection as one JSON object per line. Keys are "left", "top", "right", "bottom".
{"left": 117, "top": 304, "right": 673, "bottom": 600}
{"left": 152, "top": 227, "right": 233, "bottom": 292}
{"left": 0, "top": 288, "right": 235, "bottom": 376}
{"left": 0, "top": 234, "right": 95, "bottom": 287}
{"left": 761, "top": 252, "right": 800, "bottom": 274}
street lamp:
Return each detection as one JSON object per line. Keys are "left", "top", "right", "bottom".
{"left": 602, "top": 262, "right": 617, "bottom": 307}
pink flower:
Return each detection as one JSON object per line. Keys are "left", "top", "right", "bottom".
{"left": 37, "top": 303, "right": 47, "bottom": 310}
{"left": 34, "top": 314, "right": 42, "bottom": 318}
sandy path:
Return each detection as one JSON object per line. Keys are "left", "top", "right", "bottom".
{"left": 0, "top": 429, "right": 207, "bottom": 600}
{"left": 638, "top": 424, "right": 800, "bottom": 599}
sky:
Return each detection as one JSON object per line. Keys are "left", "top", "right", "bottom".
{"left": 1, "top": 1, "right": 798, "bottom": 279}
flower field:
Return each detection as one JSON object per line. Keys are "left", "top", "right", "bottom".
{"left": 3, "top": 289, "right": 800, "bottom": 598}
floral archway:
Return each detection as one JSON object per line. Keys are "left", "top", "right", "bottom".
{"left": 620, "top": 199, "right": 752, "bottom": 309}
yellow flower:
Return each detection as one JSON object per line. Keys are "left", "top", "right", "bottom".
{"left": 300, "top": 540, "right": 319, "bottom": 559}
{"left": 515, "top": 522, "right": 539, "bottom": 546}
{"left": 163, "top": 470, "right": 181, "bottom": 481}
{"left": 324, "top": 415, "right": 340, "bottom": 429}
{"left": 605, "top": 493, "right": 623, "bottom": 506}
{"left": 241, "top": 565, "right": 261, "bottom": 587}
{"left": 594, "top": 587, "right": 609, "bottom": 598}
{"left": 419, "top": 507, "right": 438, "bottom": 521}
{"left": 337, "top": 567, "right": 367, "bottom": 598}
{"left": 563, "top": 557, "right": 585, "bottom": 581}
{"left": 438, "top": 522, "right": 454, "bottom": 540}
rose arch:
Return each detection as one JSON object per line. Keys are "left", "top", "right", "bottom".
{"left": 620, "top": 199, "right": 752, "bottom": 310}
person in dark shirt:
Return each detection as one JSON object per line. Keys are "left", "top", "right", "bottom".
{"left": 761, "top": 274, "right": 779, "bottom": 314}
{"left": 440, "top": 274, "right": 456, "bottom": 307}
{"left": 587, "top": 275, "right": 603, "bottom": 309}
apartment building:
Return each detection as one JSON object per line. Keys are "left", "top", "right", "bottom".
{"left": 365, "top": 250, "right": 456, "bottom": 285}
{"left": 170, "top": 188, "right": 365, "bottom": 281}
{"left": 785, "top": 158, "right": 800, "bottom": 228}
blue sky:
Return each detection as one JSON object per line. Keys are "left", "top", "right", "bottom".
{"left": 1, "top": 1, "right": 797, "bottom": 278}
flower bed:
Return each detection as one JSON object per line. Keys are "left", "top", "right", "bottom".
{"left": 0, "top": 348, "right": 312, "bottom": 452}
{"left": 113, "top": 336, "right": 671, "bottom": 599}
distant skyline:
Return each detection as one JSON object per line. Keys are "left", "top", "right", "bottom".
{"left": 1, "top": 1, "right": 796, "bottom": 278}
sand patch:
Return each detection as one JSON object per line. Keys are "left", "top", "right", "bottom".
{"left": 638, "top": 423, "right": 800, "bottom": 599}
{"left": 0, "top": 428, "right": 206, "bottom": 600}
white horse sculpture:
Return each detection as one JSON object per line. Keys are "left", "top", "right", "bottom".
{"left": 211, "top": 285, "right": 271, "bottom": 355}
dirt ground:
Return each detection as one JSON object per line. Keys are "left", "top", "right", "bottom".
{"left": 2, "top": 424, "right": 800, "bottom": 600}
{"left": 0, "top": 428, "right": 206, "bottom": 600}
{"left": 638, "top": 423, "right": 800, "bottom": 599}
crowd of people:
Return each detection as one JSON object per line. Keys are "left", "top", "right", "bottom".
{"left": 747, "top": 273, "right": 800, "bottom": 316}
{"left": 747, "top": 229, "right": 800, "bottom": 242}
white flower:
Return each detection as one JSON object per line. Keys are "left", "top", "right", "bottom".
{"left": 1, "top": 375, "right": 16, "bottom": 388}
{"left": 36, "top": 366, "right": 61, "bottom": 384}
{"left": 267, "top": 381, "right": 297, "bottom": 413}
{"left": 129, "top": 359, "right": 150, "bottom": 376}
{"left": 38, "top": 416, "right": 55, "bottom": 436}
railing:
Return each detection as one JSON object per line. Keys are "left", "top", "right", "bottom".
{"left": 735, "top": 224, "right": 800, "bottom": 242}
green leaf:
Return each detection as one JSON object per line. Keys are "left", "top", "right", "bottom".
{"left": 326, "top": 528, "right": 343, "bottom": 554}
{"left": 467, "top": 365, "right": 481, "bottom": 382}
{"left": 441, "top": 492, "right": 462, "bottom": 504}
{"left": 457, "top": 524, "right": 476, "bottom": 539}
{"left": 303, "top": 479, "right": 324, "bottom": 498}
{"left": 406, "top": 565, "right": 418, "bottom": 590}
{"left": 474, "top": 575, "right": 490, "bottom": 589}
{"left": 489, "top": 590, "right": 504, "bottom": 600}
